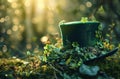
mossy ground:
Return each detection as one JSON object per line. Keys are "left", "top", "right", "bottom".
{"left": 0, "top": 51, "right": 120, "bottom": 79}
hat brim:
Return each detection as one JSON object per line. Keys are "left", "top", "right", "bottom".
{"left": 84, "top": 47, "right": 118, "bottom": 63}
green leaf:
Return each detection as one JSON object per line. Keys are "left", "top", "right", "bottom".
{"left": 59, "top": 59, "right": 66, "bottom": 65}
{"left": 101, "top": 51, "right": 107, "bottom": 55}
{"left": 66, "top": 56, "right": 72, "bottom": 65}
{"left": 70, "top": 63, "right": 77, "bottom": 69}
{"left": 53, "top": 48, "right": 60, "bottom": 53}
{"left": 80, "top": 17, "right": 88, "bottom": 23}
{"left": 75, "top": 47, "right": 80, "bottom": 53}
{"left": 72, "top": 42, "right": 79, "bottom": 47}
{"left": 63, "top": 73, "right": 71, "bottom": 79}
{"left": 26, "top": 51, "right": 31, "bottom": 56}
{"left": 43, "top": 56, "right": 47, "bottom": 62}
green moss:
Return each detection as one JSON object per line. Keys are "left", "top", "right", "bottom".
{"left": 0, "top": 48, "right": 120, "bottom": 79}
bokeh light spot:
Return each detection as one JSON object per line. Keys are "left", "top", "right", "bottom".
{"left": 86, "top": 1, "right": 92, "bottom": 8}
{"left": 15, "top": 10, "right": 20, "bottom": 15}
{"left": 12, "top": 2, "right": 17, "bottom": 8}
{"left": 13, "top": 18, "right": 19, "bottom": 24}
{"left": 5, "top": 16, "right": 10, "bottom": 21}
{"left": 41, "top": 36, "right": 49, "bottom": 43}
{"left": 19, "top": 25, "right": 25, "bottom": 32}
{"left": 8, "top": 0, "right": 16, "bottom": 3}
{"left": 0, "top": 18, "right": 5, "bottom": 23}
{"left": 12, "top": 25, "right": 18, "bottom": 31}
{"left": 24, "top": 0, "right": 31, "bottom": 7}
{"left": 2, "top": 45, "right": 8, "bottom": 53}
{"left": 7, "top": 29, "right": 12, "bottom": 35}
{"left": 26, "top": 43, "right": 32, "bottom": 49}
{"left": 79, "top": 4, "right": 85, "bottom": 11}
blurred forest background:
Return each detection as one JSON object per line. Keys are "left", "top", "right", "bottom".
{"left": 0, "top": 0, "right": 120, "bottom": 57}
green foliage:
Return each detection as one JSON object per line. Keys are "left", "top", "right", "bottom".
{"left": 0, "top": 47, "right": 119, "bottom": 79}
{"left": 0, "top": 41, "right": 118, "bottom": 79}
{"left": 80, "top": 17, "right": 89, "bottom": 22}
{"left": 80, "top": 17, "right": 98, "bottom": 23}
{"left": 41, "top": 42, "right": 112, "bottom": 65}
{"left": 39, "top": 42, "right": 115, "bottom": 78}
{"left": 95, "top": 24, "right": 103, "bottom": 40}
{"left": 0, "top": 56, "right": 42, "bottom": 79}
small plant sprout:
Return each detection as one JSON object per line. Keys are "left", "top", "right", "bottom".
{"left": 80, "top": 17, "right": 88, "bottom": 23}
